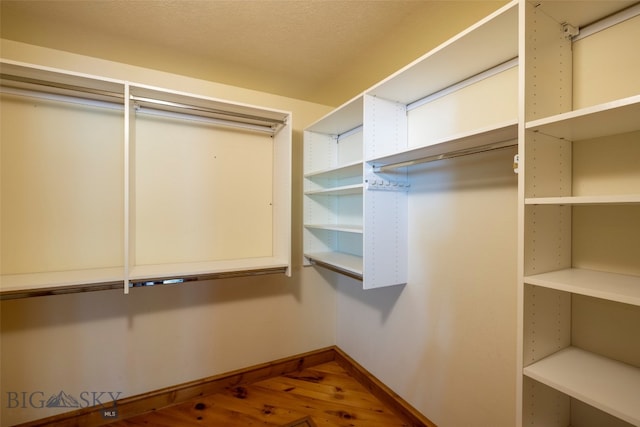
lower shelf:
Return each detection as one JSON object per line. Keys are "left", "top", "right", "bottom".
{"left": 129, "top": 257, "right": 290, "bottom": 283}
{"left": 304, "top": 252, "right": 363, "bottom": 279}
{"left": 523, "top": 346, "right": 640, "bottom": 426}
{"left": 1, "top": 258, "right": 290, "bottom": 300}
{"left": 0, "top": 267, "right": 125, "bottom": 299}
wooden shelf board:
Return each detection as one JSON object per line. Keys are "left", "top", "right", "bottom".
{"left": 304, "top": 161, "right": 363, "bottom": 179}
{"left": 304, "top": 184, "right": 363, "bottom": 196}
{"left": 523, "top": 347, "right": 640, "bottom": 426}
{"left": 524, "top": 268, "right": 640, "bottom": 306}
{"left": 305, "top": 224, "right": 363, "bottom": 234}
{"left": 304, "top": 252, "right": 363, "bottom": 277}
{"left": 526, "top": 94, "right": 640, "bottom": 141}
{"left": 525, "top": 194, "right": 640, "bottom": 205}
{"left": 367, "top": 1, "right": 518, "bottom": 105}
{"left": 367, "top": 121, "right": 517, "bottom": 167}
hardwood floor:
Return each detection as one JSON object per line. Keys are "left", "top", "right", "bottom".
{"left": 105, "top": 361, "right": 417, "bottom": 426}
{"left": 14, "top": 347, "right": 435, "bottom": 427}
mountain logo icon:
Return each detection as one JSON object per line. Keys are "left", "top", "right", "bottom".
{"left": 45, "top": 391, "right": 80, "bottom": 408}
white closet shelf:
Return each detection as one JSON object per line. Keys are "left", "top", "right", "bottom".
{"left": 526, "top": 94, "right": 640, "bottom": 141}
{"left": 306, "top": 95, "right": 363, "bottom": 135}
{"left": 304, "top": 161, "right": 363, "bottom": 180}
{"left": 524, "top": 268, "right": 640, "bottom": 307}
{"left": 525, "top": 194, "right": 640, "bottom": 205}
{"left": 535, "top": 1, "right": 638, "bottom": 29}
{"left": 0, "top": 268, "right": 125, "bottom": 299}
{"left": 367, "top": 1, "right": 518, "bottom": 104}
{"left": 304, "top": 184, "right": 363, "bottom": 196}
{"left": 129, "top": 257, "right": 290, "bottom": 283}
{"left": 304, "top": 224, "right": 363, "bottom": 234}
{"left": 1, "top": 60, "right": 125, "bottom": 100}
{"left": 523, "top": 346, "right": 640, "bottom": 426}
{"left": 304, "top": 252, "right": 363, "bottom": 278}
{"left": 130, "top": 84, "right": 289, "bottom": 133}
{"left": 367, "top": 121, "right": 517, "bottom": 169}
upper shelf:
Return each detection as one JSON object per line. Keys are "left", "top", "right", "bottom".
{"left": 1, "top": 60, "right": 125, "bottom": 101}
{"left": 367, "top": 0, "right": 518, "bottom": 105}
{"left": 526, "top": 94, "right": 640, "bottom": 141}
{"left": 534, "top": 1, "right": 638, "bottom": 29}
{"left": 130, "top": 84, "right": 290, "bottom": 134}
{"left": 306, "top": 95, "right": 364, "bottom": 136}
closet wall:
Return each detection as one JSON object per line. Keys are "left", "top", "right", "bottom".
{"left": 335, "top": 115, "right": 518, "bottom": 427}
{"left": 0, "top": 40, "right": 335, "bottom": 426}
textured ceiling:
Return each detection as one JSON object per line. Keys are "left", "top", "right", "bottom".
{"left": 1, "top": 1, "right": 506, "bottom": 106}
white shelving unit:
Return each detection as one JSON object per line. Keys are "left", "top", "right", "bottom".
{"left": 519, "top": 1, "right": 640, "bottom": 426}
{"left": 0, "top": 61, "right": 127, "bottom": 298}
{"left": 0, "top": 60, "right": 292, "bottom": 299}
{"left": 303, "top": 0, "right": 519, "bottom": 288}
{"left": 303, "top": 95, "right": 367, "bottom": 281}
{"left": 365, "top": 0, "right": 519, "bottom": 167}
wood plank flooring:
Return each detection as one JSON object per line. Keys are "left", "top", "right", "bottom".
{"left": 105, "top": 361, "right": 418, "bottom": 427}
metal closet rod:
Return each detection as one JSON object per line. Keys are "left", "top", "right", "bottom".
{"left": 130, "top": 95, "right": 286, "bottom": 126}
{"left": 373, "top": 139, "right": 517, "bottom": 172}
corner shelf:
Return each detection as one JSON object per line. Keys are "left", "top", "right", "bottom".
{"left": 523, "top": 347, "right": 640, "bottom": 426}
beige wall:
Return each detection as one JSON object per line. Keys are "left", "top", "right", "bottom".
{"left": 2, "top": 13, "right": 520, "bottom": 424}
{"left": 0, "top": 40, "right": 336, "bottom": 426}
{"left": 337, "top": 147, "right": 519, "bottom": 427}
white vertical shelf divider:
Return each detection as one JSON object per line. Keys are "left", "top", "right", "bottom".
{"left": 124, "top": 82, "right": 132, "bottom": 294}
{"left": 362, "top": 95, "right": 408, "bottom": 289}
